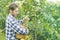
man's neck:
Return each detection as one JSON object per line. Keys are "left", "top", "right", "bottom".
{"left": 9, "top": 13, "right": 15, "bottom": 17}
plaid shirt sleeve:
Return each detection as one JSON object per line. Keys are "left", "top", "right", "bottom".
{"left": 10, "top": 18, "right": 29, "bottom": 34}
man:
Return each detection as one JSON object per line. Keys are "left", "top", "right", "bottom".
{"left": 6, "top": 3, "right": 29, "bottom": 40}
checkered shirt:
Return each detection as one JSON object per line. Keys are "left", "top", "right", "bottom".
{"left": 5, "top": 14, "right": 29, "bottom": 40}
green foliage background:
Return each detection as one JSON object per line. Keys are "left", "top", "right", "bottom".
{"left": 0, "top": 0, "right": 60, "bottom": 40}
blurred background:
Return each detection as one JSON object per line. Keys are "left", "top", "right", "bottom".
{"left": 0, "top": 0, "right": 60, "bottom": 40}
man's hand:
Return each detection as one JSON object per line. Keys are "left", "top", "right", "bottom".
{"left": 23, "top": 15, "right": 30, "bottom": 22}
{"left": 16, "top": 24, "right": 29, "bottom": 39}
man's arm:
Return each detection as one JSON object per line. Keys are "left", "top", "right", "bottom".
{"left": 11, "top": 20, "right": 29, "bottom": 34}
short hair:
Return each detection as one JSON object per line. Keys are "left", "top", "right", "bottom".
{"left": 8, "top": 3, "right": 18, "bottom": 11}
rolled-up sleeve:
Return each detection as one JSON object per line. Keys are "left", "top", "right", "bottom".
{"left": 18, "top": 20, "right": 23, "bottom": 24}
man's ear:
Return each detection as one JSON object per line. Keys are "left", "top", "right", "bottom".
{"left": 9, "top": 9, "right": 13, "bottom": 13}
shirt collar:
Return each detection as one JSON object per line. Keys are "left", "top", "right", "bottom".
{"left": 9, "top": 14, "right": 15, "bottom": 19}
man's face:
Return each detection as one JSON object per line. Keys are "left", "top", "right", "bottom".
{"left": 12, "top": 8, "right": 19, "bottom": 17}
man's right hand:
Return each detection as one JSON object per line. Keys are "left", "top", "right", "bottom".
{"left": 23, "top": 15, "right": 30, "bottom": 22}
